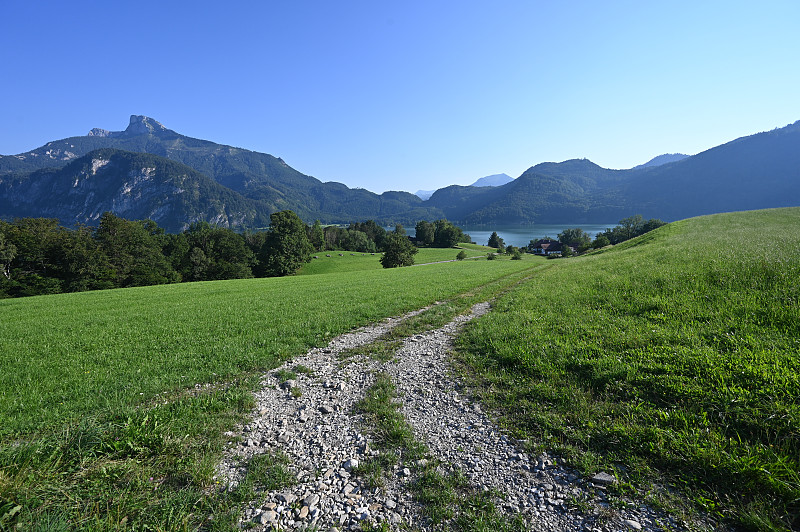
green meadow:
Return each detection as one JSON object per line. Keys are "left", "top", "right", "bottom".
{"left": 457, "top": 208, "right": 800, "bottom": 530}
{"left": 1, "top": 209, "right": 798, "bottom": 530}
{"left": 0, "top": 255, "right": 537, "bottom": 530}
{"left": 0, "top": 257, "right": 535, "bottom": 436}
{"left": 297, "top": 246, "right": 490, "bottom": 275}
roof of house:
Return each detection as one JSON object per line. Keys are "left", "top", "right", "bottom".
{"left": 533, "top": 240, "right": 562, "bottom": 250}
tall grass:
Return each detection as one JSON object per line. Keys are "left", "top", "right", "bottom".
{"left": 456, "top": 208, "right": 800, "bottom": 530}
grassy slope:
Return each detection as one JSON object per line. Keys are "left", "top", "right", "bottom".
{"left": 457, "top": 207, "right": 800, "bottom": 530}
{"left": 0, "top": 259, "right": 535, "bottom": 437}
{"left": 0, "top": 258, "right": 540, "bottom": 530}
{"left": 297, "top": 247, "right": 491, "bottom": 275}
{"left": 457, "top": 242, "right": 497, "bottom": 252}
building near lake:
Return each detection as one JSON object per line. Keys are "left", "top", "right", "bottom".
{"left": 529, "top": 239, "right": 574, "bottom": 256}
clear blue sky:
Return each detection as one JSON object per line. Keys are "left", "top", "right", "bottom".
{"left": 2, "top": 1, "right": 798, "bottom": 194}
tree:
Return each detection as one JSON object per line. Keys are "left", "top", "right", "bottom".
{"left": 557, "top": 228, "right": 591, "bottom": 249}
{"left": 619, "top": 214, "right": 644, "bottom": 241}
{"left": 486, "top": 252, "right": 496, "bottom": 260}
{"left": 310, "top": 220, "right": 325, "bottom": 251}
{"left": 433, "top": 219, "right": 462, "bottom": 248}
{"left": 339, "top": 229, "right": 376, "bottom": 253}
{"left": 4, "top": 218, "right": 63, "bottom": 280}
{"left": 189, "top": 247, "right": 211, "bottom": 280}
{"left": 511, "top": 250, "right": 522, "bottom": 260}
{"left": 323, "top": 225, "right": 342, "bottom": 250}
{"left": 592, "top": 234, "right": 610, "bottom": 249}
{"left": 260, "top": 210, "right": 313, "bottom": 277}
{"left": 641, "top": 218, "right": 667, "bottom": 234}
{"left": 561, "top": 244, "right": 574, "bottom": 258}
{"left": 202, "top": 228, "right": 255, "bottom": 280}
{"left": 94, "top": 213, "right": 178, "bottom": 287}
{"left": 488, "top": 231, "right": 505, "bottom": 250}
{"left": 415, "top": 221, "right": 435, "bottom": 246}
{"left": 456, "top": 250, "right": 467, "bottom": 261}
{"left": 60, "top": 225, "right": 115, "bottom": 292}
{"left": 0, "top": 231, "right": 17, "bottom": 280}
{"left": 380, "top": 233, "right": 418, "bottom": 268}
{"left": 394, "top": 223, "right": 406, "bottom": 235}
{"left": 599, "top": 216, "right": 666, "bottom": 245}
{"left": 349, "top": 220, "right": 387, "bottom": 250}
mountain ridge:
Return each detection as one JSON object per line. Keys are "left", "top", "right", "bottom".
{"left": 2, "top": 116, "right": 799, "bottom": 229}
{"left": 414, "top": 173, "right": 513, "bottom": 200}
{"left": 0, "top": 115, "right": 443, "bottom": 226}
{"left": 426, "top": 121, "right": 800, "bottom": 223}
{"left": 469, "top": 173, "right": 513, "bottom": 187}
{"left": 632, "top": 153, "right": 689, "bottom": 169}
{"left": 0, "top": 148, "right": 273, "bottom": 232}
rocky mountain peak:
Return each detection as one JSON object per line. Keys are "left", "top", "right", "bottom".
{"left": 123, "top": 115, "right": 168, "bottom": 136}
{"left": 88, "top": 128, "right": 112, "bottom": 137}
{"left": 86, "top": 116, "right": 171, "bottom": 139}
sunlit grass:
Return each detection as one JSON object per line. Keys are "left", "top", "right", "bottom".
{"left": 298, "top": 246, "right": 492, "bottom": 275}
{"left": 456, "top": 207, "right": 800, "bottom": 531}
{"left": 0, "top": 257, "right": 537, "bottom": 529}
{"left": 456, "top": 242, "right": 496, "bottom": 252}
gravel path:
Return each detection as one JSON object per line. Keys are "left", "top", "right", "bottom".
{"left": 216, "top": 303, "right": 685, "bottom": 531}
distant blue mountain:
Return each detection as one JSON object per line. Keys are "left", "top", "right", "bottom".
{"left": 416, "top": 173, "right": 513, "bottom": 199}
{"left": 469, "top": 173, "right": 513, "bottom": 187}
{"left": 426, "top": 120, "right": 800, "bottom": 224}
{"left": 4, "top": 116, "right": 798, "bottom": 228}
{"left": 632, "top": 153, "right": 689, "bottom": 169}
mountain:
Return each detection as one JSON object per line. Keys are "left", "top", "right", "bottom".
{"left": 469, "top": 173, "right": 513, "bottom": 187}
{"left": 0, "top": 148, "right": 273, "bottom": 232}
{"left": 427, "top": 159, "right": 628, "bottom": 224}
{"left": 427, "top": 121, "right": 800, "bottom": 224}
{"left": 0, "top": 116, "right": 443, "bottom": 227}
{"left": 415, "top": 173, "right": 513, "bottom": 200}
{"left": 2, "top": 117, "right": 798, "bottom": 229}
{"left": 632, "top": 153, "right": 689, "bottom": 169}
{"left": 612, "top": 121, "right": 800, "bottom": 221}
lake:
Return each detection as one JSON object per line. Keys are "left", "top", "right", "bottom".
{"left": 396, "top": 223, "right": 618, "bottom": 248}
{"left": 459, "top": 224, "right": 616, "bottom": 248}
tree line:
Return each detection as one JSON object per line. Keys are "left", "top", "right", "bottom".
{"left": 521, "top": 214, "right": 667, "bottom": 255}
{"left": 0, "top": 213, "right": 471, "bottom": 298}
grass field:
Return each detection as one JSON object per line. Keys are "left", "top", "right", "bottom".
{"left": 0, "top": 257, "right": 538, "bottom": 530}
{"left": 456, "top": 208, "right": 800, "bottom": 530}
{"left": 454, "top": 242, "right": 497, "bottom": 252}
{"left": 3, "top": 209, "right": 797, "bottom": 530}
{"left": 297, "top": 246, "right": 494, "bottom": 275}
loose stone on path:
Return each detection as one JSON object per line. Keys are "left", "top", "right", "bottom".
{"left": 215, "top": 302, "right": 685, "bottom": 531}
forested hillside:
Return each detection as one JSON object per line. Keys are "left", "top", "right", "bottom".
{"left": 0, "top": 116, "right": 443, "bottom": 226}
{"left": 2, "top": 117, "right": 798, "bottom": 228}
{"left": 0, "top": 149, "right": 273, "bottom": 232}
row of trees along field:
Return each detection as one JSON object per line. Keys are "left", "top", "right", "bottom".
{"left": 0, "top": 213, "right": 470, "bottom": 298}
